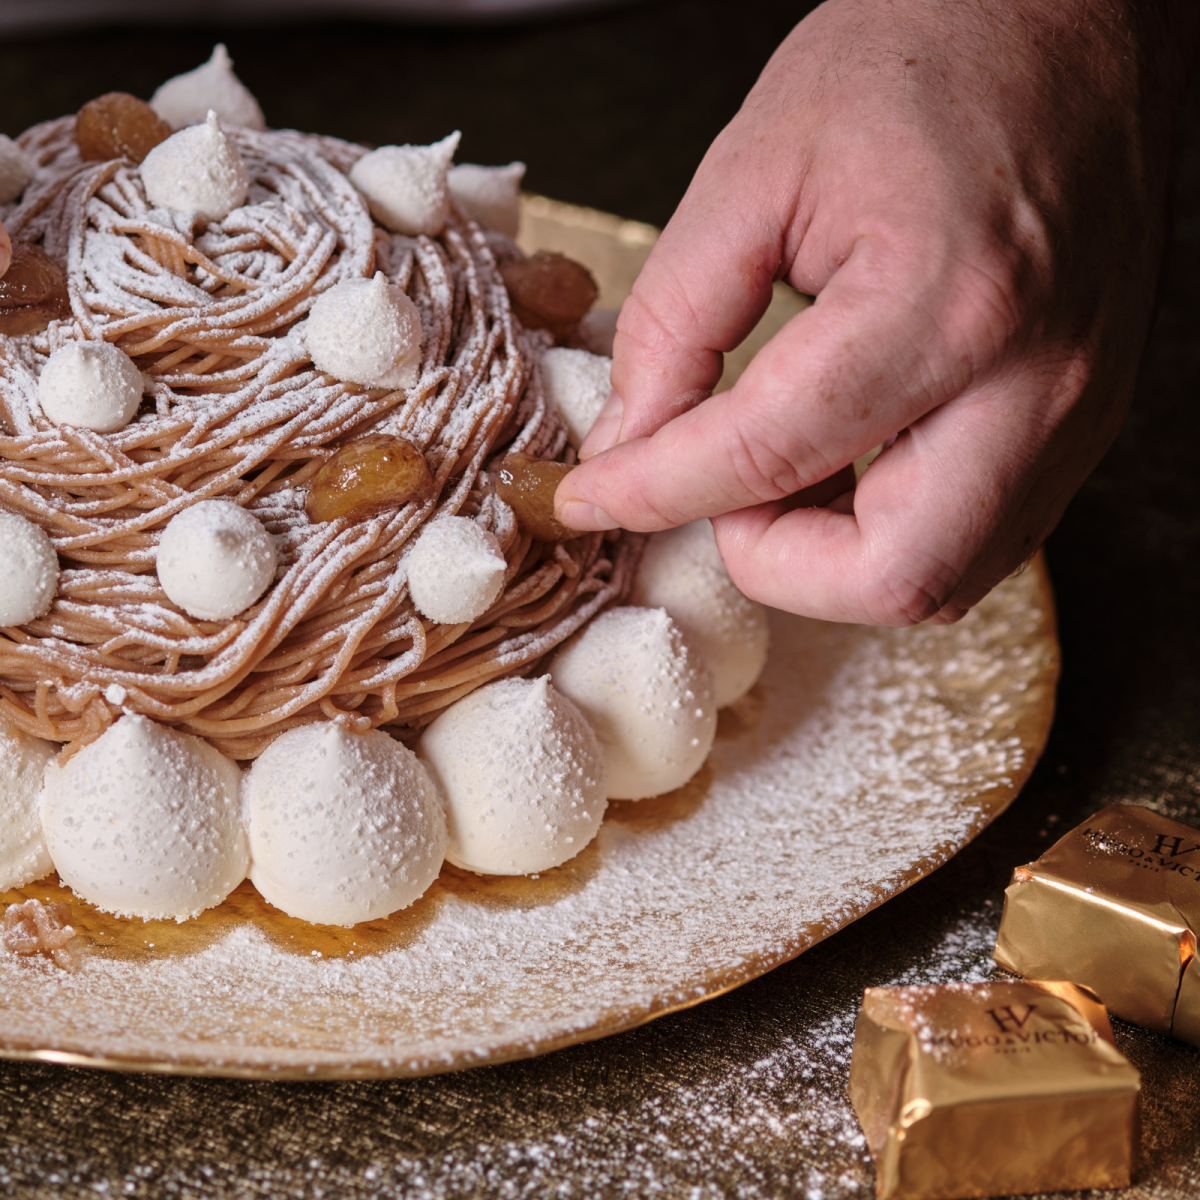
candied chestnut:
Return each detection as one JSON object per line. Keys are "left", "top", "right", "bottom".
{"left": 498, "top": 251, "right": 598, "bottom": 343}
{"left": 76, "top": 93, "right": 172, "bottom": 165}
{"left": 496, "top": 452, "right": 579, "bottom": 542}
{"left": 306, "top": 434, "right": 433, "bottom": 523}
{"left": 0, "top": 241, "right": 71, "bottom": 335}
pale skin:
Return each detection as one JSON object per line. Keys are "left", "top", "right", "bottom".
{"left": 555, "top": 0, "right": 1200, "bottom": 625}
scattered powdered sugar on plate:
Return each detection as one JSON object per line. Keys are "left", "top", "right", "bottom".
{"left": 351, "top": 910, "right": 1004, "bottom": 1200}
{"left": 0, "top": 565, "right": 1056, "bottom": 1078}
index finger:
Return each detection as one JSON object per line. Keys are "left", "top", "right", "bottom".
{"left": 557, "top": 230, "right": 989, "bottom": 533}
{"left": 583, "top": 116, "right": 807, "bottom": 455}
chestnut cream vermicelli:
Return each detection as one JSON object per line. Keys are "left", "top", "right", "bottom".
{"left": 0, "top": 117, "right": 637, "bottom": 759}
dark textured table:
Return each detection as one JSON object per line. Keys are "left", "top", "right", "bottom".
{"left": 1, "top": 4, "right": 1199, "bottom": 1196}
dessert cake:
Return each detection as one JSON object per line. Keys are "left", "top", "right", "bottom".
{"left": 0, "top": 48, "right": 767, "bottom": 935}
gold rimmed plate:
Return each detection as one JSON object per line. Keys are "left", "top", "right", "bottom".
{"left": 0, "top": 200, "right": 1059, "bottom": 1079}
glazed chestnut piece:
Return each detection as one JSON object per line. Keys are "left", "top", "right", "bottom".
{"left": 76, "top": 93, "right": 172, "bottom": 164}
{"left": 498, "top": 252, "right": 598, "bottom": 344}
{"left": 0, "top": 243, "right": 71, "bottom": 335}
{"left": 305, "top": 435, "right": 434, "bottom": 523}
{"left": 496, "top": 452, "right": 579, "bottom": 542}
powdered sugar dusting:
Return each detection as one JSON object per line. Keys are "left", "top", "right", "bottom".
{"left": 0, "top": 119, "right": 634, "bottom": 760}
{"left": 0, "top": 566, "right": 1054, "bottom": 1077}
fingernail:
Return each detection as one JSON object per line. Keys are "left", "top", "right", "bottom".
{"left": 578, "top": 391, "right": 624, "bottom": 460}
{"left": 555, "top": 499, "right": 620, "bottom": 532}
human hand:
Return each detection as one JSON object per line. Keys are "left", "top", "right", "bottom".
{"left": 555, "top": 0, "right": 1198, "bottom": 624}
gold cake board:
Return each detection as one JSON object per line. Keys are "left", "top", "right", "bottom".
{"left": 0, "top": 199, "right": 1059, "bottom": 1079}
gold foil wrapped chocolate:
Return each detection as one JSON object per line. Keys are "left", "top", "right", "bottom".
{"left": 994, "top": 803, "right": 1200, "bottom": 1043}
{"left": 848, "top": 980, "right": 1140, "bottom": 1200}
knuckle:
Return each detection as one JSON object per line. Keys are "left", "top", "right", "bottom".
{"left": 615, "top": 291, "right": 683, "bottom": 361}
{"left": 943, "top": 250, "right": 1025, "bottom": 363}
{"left": 862, "top": 550, "right": 963, "bottom": 627}
{"left": 900, "top": 259, "right": 1021, "bottom": 400}
{"left": 625, "top": 259, "right": 712, "bottom": 351}
{"left": 928, "top": 604, "right": 972, "bottom": 626}
{"left": 727, "top": 415, "right": 830, "bottom": 504}
{"left": 620, "top": 455, "right": 695, "bottom": 532}
{"left": 613, "top": 291, "right": 721, "bottom": 419}
{"left": 865, "top": 226, "right": 1030, "bottom": 399}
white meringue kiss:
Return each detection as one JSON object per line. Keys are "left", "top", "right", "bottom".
{"left": 38, "top": 341, "right": 144, "bottom": 434}
{"left": 157, "top": 500, "right": 278, "bottom": 621}
{"left": 447, "top": 161, "right": 525, "bottom": 237}
{"left": 151, "top": 44, "right": 266, "bottom": 131}
{"left": 140, "top": 111, "right": 249, "bottom": 221}
{"left": 0, "top": 511, "right": 58, "bottom": 627}
{"left": 349, "top": 132, "right": 460, "bottom": 237}
{"left": 305, "top": 272, "right": 423, "bottom": 388}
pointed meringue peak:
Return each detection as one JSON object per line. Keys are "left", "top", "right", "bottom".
{"left": 447, "top": 161, "right": 525, "bottom": 237}
{"left": 150, "top": 43, "right": 266, "bottom": 132}
{"left": 349, "top": 131, "right": 462, "bottom": 237}
{"left": 305, "top": 271, "right": 424, "bottom": 389}
{"left": 139, "top": 110, "right": 250, "bottom": 221}
{"left": 407, "top": 516, "right": 506, "bottom": 624}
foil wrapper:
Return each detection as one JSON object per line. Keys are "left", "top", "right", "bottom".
{"left": 848, "top": 980, "right": 1140, "bottom": 1200}
{"left": 994, "top": 804, "right": 1200, "bottom": 1042}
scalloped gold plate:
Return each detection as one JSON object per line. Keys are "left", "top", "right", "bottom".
{"left": 0, "top": 199, "right": 1059, "bottom": 1079}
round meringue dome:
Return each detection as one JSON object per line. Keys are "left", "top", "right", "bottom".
{"left": 631, "top": 519, "right": 770, "bottom": 709}
{"left": 150, "top": 44, "right": 266, "bottom": 132}
{"left": 0, "top": 134, "right": 33, "bottom": 206}
{"left": 0, "top": 717, "right": 57, "bottom": 891}
{"left": 540, "top": 346, "right": 612, "bottom": 449}
{"left": 349, "top": 132, "right": 460, "bottom": 237}
{"left": 38, "top": 341, "right": 144, "bottom": 434}
{"left": 305, "top": 272, "right": 423, "bottom": 388}
{"left": 419, "top": 676, "right": 607, "bottom": 875}
{"left": 407, "top": 516, "right": 506, "bottom": 625}
{"left": 244, "top": 723, "right": 447, "bottom": 925}
{"left": 549, "top": 606, "right": 716, "bottom": 801}
{"left": 41, "top": 715, "right": 247, "bottom": 920}
{"left": 446, "top": 161, "right": 525, "bottom": 237}
{"left": 140, "top": 111, "right": 249, "bottom": 221}
{"left": 157, "top": 500, "right": 277, "bottom": 621}
{"left": 0, "top": 510, "right": 58, "bottom": 627}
